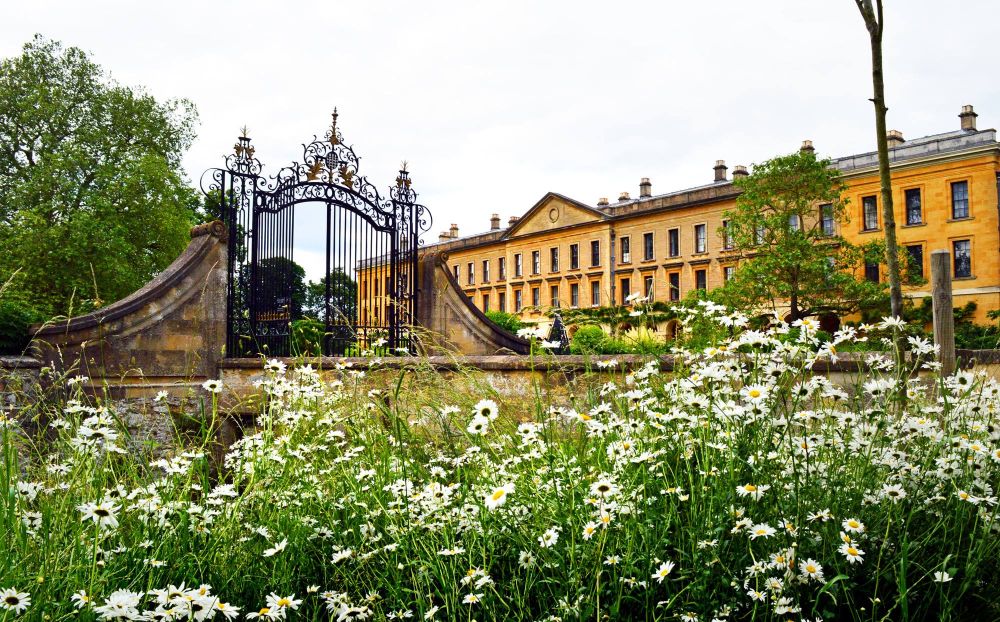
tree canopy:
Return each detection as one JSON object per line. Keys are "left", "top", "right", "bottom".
{"left": 716, "top": 150, "right": 886, "bottom": 322}
{"left": 0, "top": 35, "right": 200, "bottom": 318}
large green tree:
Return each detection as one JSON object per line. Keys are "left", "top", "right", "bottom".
{"left": 0, "top": 35, "right": 199, "bottom": 317}
{"left": 304, "top": 268, "right": 358, "bottom": 324}
{"left": 716, "top": 150, "right": 886, "bottom": 322}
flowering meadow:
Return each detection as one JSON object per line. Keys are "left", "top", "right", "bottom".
{"left": 2, "top": 304, "right": 999, "bottom": 621}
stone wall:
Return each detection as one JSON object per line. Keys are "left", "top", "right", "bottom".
{"left": 29, "top": 221, "right": 229, "bottom": 399}
{"left": 416, "top": 249, "right": 530, "bottom": 355}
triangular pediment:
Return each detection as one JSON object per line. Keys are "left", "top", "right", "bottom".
{"left": 502, "top": 192, "right": 606, "bottom": 239}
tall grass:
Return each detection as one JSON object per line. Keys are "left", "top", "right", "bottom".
{"left": 1, "top": 304, "right": 998, "bottom": 621}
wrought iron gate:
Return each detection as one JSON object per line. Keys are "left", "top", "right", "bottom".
{"left": 201, "top": 110, "right": 431, "bottom": 357}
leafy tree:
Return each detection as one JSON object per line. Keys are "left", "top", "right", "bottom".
{"left": 0, "top": 36, "right": 199, "bottom": 318}
{"left": 716, "top": 150, "right": 886, "bottom": 321}
{"left": 240, "top": 257, "right": 307, "bottom": 320}
{"left": 304, "top": 268, "right": 357, "bottom": 324}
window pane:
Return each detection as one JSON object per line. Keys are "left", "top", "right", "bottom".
{"left": 590, "top": 241, "right": 600, "bottom": 266}
{"left": 954, "top": 240, "right": 971, "bottom": 278}
{"left": 905, "top": 188, "right": 922, "bottom": 225}
{"left": 570, "top": 244, "right": 579, "bottom": 269}
{"left": 952, "top": 181, "right": 969, "bottom": 219}
{"left": 695, "top": 269, "right": 707, "bottom": 290}
{"left": 820, "top": 204, "right": 834, "bottom": 236}
{"left": 591, "top": 282, "right": 600, "bottom": 305}
{"left": 669, "top": 229, "right": 679, "bottom": 257}
{"left": 669, "top": 273, "right": 680, "bottom": 301}
{"left": 621, "top": 237, "right": 630, "bottom": 263}
{"left": 863, "top": 196, "right": 878, "bottom": 230}
{"left": 865, "top": 262, "right": 879, "bottom": 283}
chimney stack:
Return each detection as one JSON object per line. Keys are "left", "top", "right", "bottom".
{"left": 618, "top": 191, "right": 631, "bottom": 202}
{"left": 597, "top": 197, "right": 609, "bottom": 207}
{"left": 800, "top": 140, "right": 815, "bottom": 154}
{"left": 713, "top": 160, "right": 728, "bottom": 182}
{"left": 438, "top": 231, "right": 451, "bottom": 242}
{"left": 490, "top": 214, "right": 501, "bottom": 230}
{"left": 508, "top": 216, "right": 520, "bottom": 226}
{"left": 732, "top": 165, "right": 749, "bottom": 179}
{"left": 960, "top": 104, "right": 977, "bottom": 131}
{"left": 449, "top": 223, "right": 459, "bottom": 238}
{"left": 639, "top": 177, "right": 652, "bottom": 198}
{"left": 886, "top": 130, "right": 905, "bottom": 148}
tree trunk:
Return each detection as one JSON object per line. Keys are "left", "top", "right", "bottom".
{"left": 856, "top": 0, "right": 908, "bottom": 396}
{"left": 865, "top": 18, "right": 904, "bottom": 322}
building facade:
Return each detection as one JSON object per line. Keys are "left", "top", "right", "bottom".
{"left": 369, "top": 106, "right": 1000, "bottom": 329}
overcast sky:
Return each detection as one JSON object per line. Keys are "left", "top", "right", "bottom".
{"left": 4, "top": 1, "right": 998, "bottom": 280}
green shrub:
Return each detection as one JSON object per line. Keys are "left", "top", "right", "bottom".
{"left": 0, "top": 300, "right": 38, "bottom": 354}
{"left": 290, "top": 318, "right": 325, "bottom": 356}
{"left": 485, "top": 310, "right": 524, "bottom": 334}
{"left": 570, "top": 325, "right": 607, "bottom": 354}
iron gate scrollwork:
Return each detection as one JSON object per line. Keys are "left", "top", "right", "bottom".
{"left": 201, "top": 110, "right": 432, "bottom": 357}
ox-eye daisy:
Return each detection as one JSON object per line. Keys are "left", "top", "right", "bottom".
{"left": 484, "top": 483, "right": 514, "bottom": 510}
{"left": 651, "top": 561, "right": 676, "bottom": 583}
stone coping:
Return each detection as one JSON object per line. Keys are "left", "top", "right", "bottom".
{"left": 217, "top": 352, "right": 917, "bottom": 374}
{"left": 0, "top": 356, "right": 43, "bottom": 369}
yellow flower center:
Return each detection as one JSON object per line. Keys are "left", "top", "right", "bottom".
{"left": 491, "top": 489, "right": 505, "bottom": 501}
{"left": 745, "top": 484, "right": 757, "bottom": 492}
{"left": 806, "top": 565, "right": 816, "bottom": 573}
{"left": 277, "top": 598, "right": 291, "bottom": 607}
{"left": 748, "top": 390, "right": 761, "bottom": 398}
{"left": 847, "top": 547, "right": 858, "bottom": 556}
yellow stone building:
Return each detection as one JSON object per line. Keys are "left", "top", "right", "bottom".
{"left": 371, "top": 106, "right": 1000, "bottom": 329}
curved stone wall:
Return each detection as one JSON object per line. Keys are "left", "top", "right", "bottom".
{"left": 30, "top": 221, "right": 229, "bottom": 397}
{"left": 415, "top": 250, "right": 530, "bottom": 355}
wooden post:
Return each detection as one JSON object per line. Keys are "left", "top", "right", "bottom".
{"left": 930, "top": 250, "right": 956, "bottom": 376}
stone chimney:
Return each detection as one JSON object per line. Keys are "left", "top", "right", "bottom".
{"left": 960, "top": 105, "right": 978, "bottom": 131}
{"left": 618, "top": 191, "right": 630, "bottom": 202}
{"left": 597, "top": 197, "right": 609, "bottom": 207}
{"left": 886, "top": 130, "right": 905, "bottom": 148}
{"left": 639, "top": 177, "right": 652, "bottom": 198}
{"left": 713, "top": 160, "right": 727, "bottom": 182}
{"left": 438, "top": 231, "right": 451, "bottom": 242}
{"left": 449, "top": 223, "right": 459, "bottom": 238}
{"left": 800, "top": 140, "right": 815, "bottom": 154}
{"left": 490, "top": 214, "right": 501, "bottom": 230}
{"left": 508, "top": 216, "right": 520, "bottom": 226}
{"left": 732, "top": 165, "right": 749, "bottom": 179}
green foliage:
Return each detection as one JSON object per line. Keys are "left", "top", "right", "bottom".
{"left": 239, "top": 257, "right": 307, "bottom": 320}
{"left": 3, "top": 314, "right": 999, "bottom": 620}
{"left": 570, "top": 325, "right": 606, "bottom": 354}
{"left": 304, "top": 268, "right": 357, "bottom": 324}
{"left": 907, "top": 299, "right": 1000, "bottom": 350}
{"left": 290, "top": 318, "right": 325, "bottom": 356}
{"left": 484, "top": 310, "right": 524, "bottom": 334}
{"left": 0, "top": 36, "right": 200, "bottom": 318}
{"left": 0, "top": 299, "right": 38, "bottom": 354}
{"left": 717, "top": 150, "right": 886, "bottom": 321}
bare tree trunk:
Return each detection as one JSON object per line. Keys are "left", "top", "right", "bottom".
{"left": 855, "top": 0, "right": 903, "bottom": 323}
{"left": 855, "top": 0, "right": 907, "bottom": 384}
